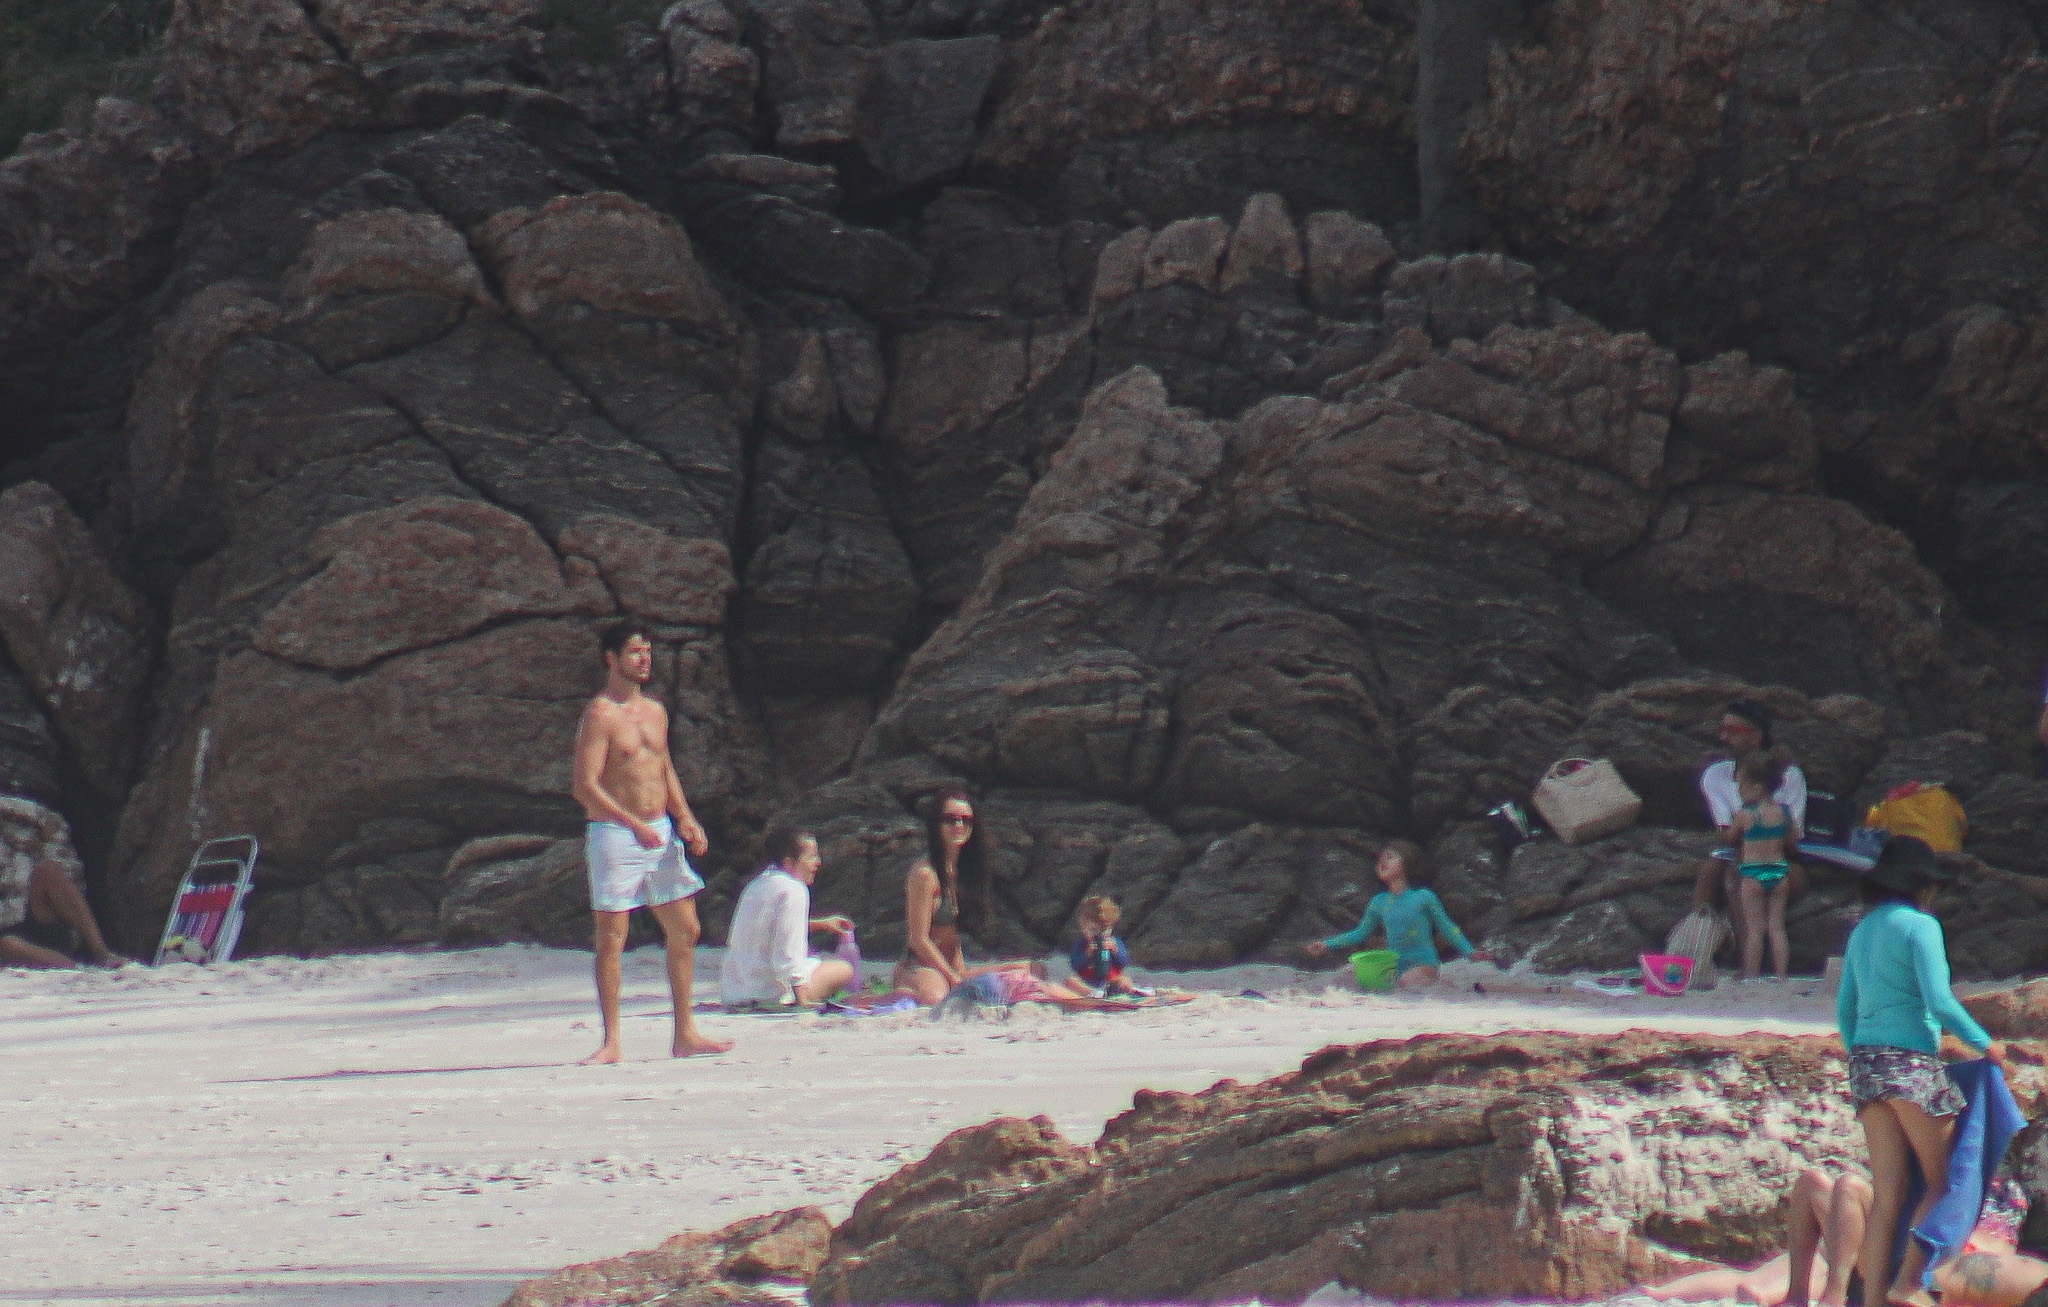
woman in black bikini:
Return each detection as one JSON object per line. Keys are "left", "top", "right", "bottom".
{"left": 893, "top": 789, "right": 991, "bottom": 1005}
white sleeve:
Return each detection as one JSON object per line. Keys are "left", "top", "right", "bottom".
{"left": 766, "top": 879, "right": 811, "bottom": 988}
{"left": 1701, "top": 762, "right": 1737, "bottom": 827}
{"left": 1781, "top": 767, "right": 1808, "bottom": 826}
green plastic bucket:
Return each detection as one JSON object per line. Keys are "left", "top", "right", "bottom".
{"left": 1349, "top": 949, "right": 1400, "bottom": 991}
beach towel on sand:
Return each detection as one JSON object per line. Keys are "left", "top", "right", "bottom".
{"left": 1901, "top": 1059, "right": 2024, "bottom": 1289}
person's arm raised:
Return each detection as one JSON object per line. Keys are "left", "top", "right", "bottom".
{"left": 573, "top": 705, "right": 660, "bottom": 849}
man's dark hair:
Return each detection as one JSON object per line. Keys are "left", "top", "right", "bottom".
{"left": 1725, "top": 698, "right": 1775, "bottom": 746}
{"left": 764, "top": 825, "right": 816, "bottom": 868}
{"left": 599, "top": 621, "right": 652, "bottom": 658}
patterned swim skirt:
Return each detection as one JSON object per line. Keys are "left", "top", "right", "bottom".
{"left": 1848, "top": 1045, "right": 1966, "bottom": 1117}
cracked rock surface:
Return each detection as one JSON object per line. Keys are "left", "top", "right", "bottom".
{"left": 5, "top": 0, "right": 2048, "bottom": 968}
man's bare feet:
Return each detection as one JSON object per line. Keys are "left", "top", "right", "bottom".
{"left": 579, "top": 1044, "right": 624, "bottom": 1066}
{"left": 672, "top": 1033, "right": 733, "bottom": 1057}
{"left": 89, "top": 951, "right": 127, "bottom": 969}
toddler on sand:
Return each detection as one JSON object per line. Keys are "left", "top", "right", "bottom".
{"left": 1066, "top": 895, "right": 1141, "bottom": 998}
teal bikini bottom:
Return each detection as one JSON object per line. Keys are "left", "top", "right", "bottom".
{"left": 1740, "top": 861, "right": 1788, "bottom": 887}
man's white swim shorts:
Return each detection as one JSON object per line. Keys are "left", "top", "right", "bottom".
{"left": 585, "top": 816, "right": 705, "bottom": 913}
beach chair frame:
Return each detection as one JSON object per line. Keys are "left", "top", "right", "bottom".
{"left": 152, "top": 835, "right": 260, "bottom": 966}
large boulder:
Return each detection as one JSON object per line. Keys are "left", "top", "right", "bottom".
{"left": 975, "top": 0, "right": 1417, "bottom": 225}
{"left": 0, "top": 482, "right": 156, "bottom": 798}
{"left": 1476, "top": 826, "right": 1715, "bottom": 975}
{"left": 0, "top": 795, "right": 88, "bottom": 934}
{"left": 98, "top": 125, "right": 765, "bottom": 952}
{"left": 810, "top": 1031, "right": 1872, "bottom": 1305}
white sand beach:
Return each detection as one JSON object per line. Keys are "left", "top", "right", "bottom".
{"left": 1, "top": 947, "right": 1843, "bottom": 1307}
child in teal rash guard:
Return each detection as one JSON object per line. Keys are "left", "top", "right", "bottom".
{"left": 1304, "top": 840, "right": 1491, "bottom": 989}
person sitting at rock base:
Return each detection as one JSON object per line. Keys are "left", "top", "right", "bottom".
{"left": 1302, "top": 839, "right": 1490, "bottom": 988}
{"left": 1648, "top": 1149, "right": 2048, "bottom": 1307}
{"left": 893, "top": 789, "right": 991, "bottom": 1006}
{"left": 1733, "top": 747, "right": 1800, "bottom": 984}
{"left": 0, "top": 857, "right": 124, "bottom": 969}
{"left": 719, "top": 826, "right": 855, "bottom": 1011}
{"left": 1695, "top": 699, "right": 1809, "bottom": 960}
{"left": 1065, "top": 895, "right": 1143, "bottom": 999}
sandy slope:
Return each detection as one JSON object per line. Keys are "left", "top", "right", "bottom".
{"left": 0, "top": 946, "right": 1840, "bottom": 1307}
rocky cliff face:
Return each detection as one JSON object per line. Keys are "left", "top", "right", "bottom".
{"left": 3, "top": 0, "right": 2048, "bottom": 967}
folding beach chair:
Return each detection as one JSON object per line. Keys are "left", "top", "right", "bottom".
{"left": 153, "top": 835, "right": 259, "bottom": 966}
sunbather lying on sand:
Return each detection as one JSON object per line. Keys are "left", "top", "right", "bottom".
{"left": 1648, "top": 1161, "right": 2048, "bottom": 1307}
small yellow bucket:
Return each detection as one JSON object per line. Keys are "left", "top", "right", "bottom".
{"left": 1349, "top": 949, "right": 1400, "bottom": 992}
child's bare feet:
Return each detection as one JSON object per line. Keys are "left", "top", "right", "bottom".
{"left": 672, "top": 1033, "right": 733, "bottom": 1057}
{"left": 579, "top": 1043, "right": 624, "bottom": 1066}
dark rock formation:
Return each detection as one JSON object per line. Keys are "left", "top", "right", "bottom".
{"left": 6, "top": 0, "right": 2048, "bottom": 971}
{"left": 0, "top": 483, "right": 156, "bottom": 801}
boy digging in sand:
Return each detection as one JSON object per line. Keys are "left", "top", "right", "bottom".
{"left": 572, "top": 622, "right": 732, "bottom": 1064}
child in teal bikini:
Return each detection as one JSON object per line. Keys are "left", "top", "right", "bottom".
{"left": 1732, "top": 748, "right": 1799, "bottom": 983}
{"left": 1304, "top": 840, "right": 1490, "bottom": 989}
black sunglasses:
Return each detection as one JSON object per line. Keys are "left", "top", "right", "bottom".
{"left": 939, "top": 813, "right": 974, "bottom": 827}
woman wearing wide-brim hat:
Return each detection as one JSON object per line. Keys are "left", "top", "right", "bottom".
{"left": 1838, "top": 836, "right": 2008, "bottom": 1307}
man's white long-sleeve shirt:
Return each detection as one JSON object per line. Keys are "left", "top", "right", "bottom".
{"left": 720, "top": 866, "right": 812, "bottom": 1005}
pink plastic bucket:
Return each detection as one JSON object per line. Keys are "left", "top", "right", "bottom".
{"left": 1640, "top": 952, "right": 1694, "bottom": 997}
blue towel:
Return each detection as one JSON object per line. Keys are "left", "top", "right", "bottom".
{"left": 1901, "top": 1058, "right": 2024, "bottom": 1288}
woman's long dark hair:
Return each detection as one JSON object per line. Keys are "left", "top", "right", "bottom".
{"left": 921, "top": 788, "right": 991, "bottom": 936}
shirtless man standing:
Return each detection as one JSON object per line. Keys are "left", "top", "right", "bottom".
{"left": 571, "top": 622, "right": 732, "bottom": 1064}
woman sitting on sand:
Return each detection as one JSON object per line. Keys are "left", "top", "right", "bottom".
{"left": 892, "top": 789, "right": 993, "bottom": 1005}
{"left": 1302, "top": 840, "right": 1489, "bottom": 988}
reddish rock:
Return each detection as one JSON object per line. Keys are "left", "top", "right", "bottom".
{"left": 0, "top": 483, "right": 156, "bottom": 798}
{"left": 1967, "top": 978, "right": 2048, "bottom": 1041}
{"left": 284, "top": 208, "right": 491, "bottom": 307}
{"left": 480, "top": 192, "right": 737, "bottom": 336}
{"left": 0, "top": 98, "right": 205, "bottom": 358}
{"left": 157, "top": 0, "right": 379, "bottom": 158}
{"left": 557, "top": 515, "right": 734, "bottom": 628}
{"left": 111, "top": 620, "right": 596, "bottom": 940}
{"left": 502, "top": 1206, "right": 832, "bottom": 1307}
{"left": 975, "top": 0, "right": 1415, "bottom": 211}
{"left": 810, "top": 1031, "right": 1879, "bottom": 1305}
{"left": 664, "top": 0, "right": 759, "bottom": 131}
{"left": 1301, "top": 210, "right": 1395, "bottom": 316}
{"left": 252, "top": 497, "right": 582, "bottom": 670}
{"left": 1594, "top": 487, "right": 1951, "bottom": 687}
{"left": 1672, "top": 352, "right": 1817, "bottom": 491}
